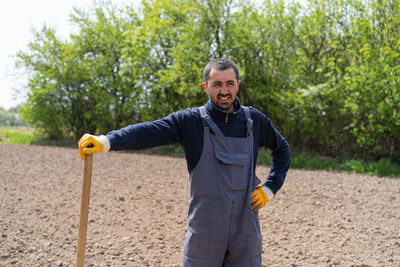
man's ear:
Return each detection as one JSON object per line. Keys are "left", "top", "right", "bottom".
{"left": 202, "top": 82, "right": 208, "bottom": 94}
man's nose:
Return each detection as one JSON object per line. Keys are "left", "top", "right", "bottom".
{"left": 220, "top": 85, "right": 230, "bottom": 93}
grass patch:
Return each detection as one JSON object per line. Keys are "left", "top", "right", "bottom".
{"left": 1, "top": 126, "right": 398, "bottom": 178}
{"left": 32, "top": 136, "right": 76, "bottom": 147}
{"left": 258, "top": 150, "right": 400, "bottom": 178}
{"left": 130, "top": 144, "right": 185, "bottom": 158}
{"left": 0, "top": 126, "right": 76, "bottom": 147}
{"left": 0, "top": 126, "right": 36, "bottom": 144}
{"left": 143, "top": 146, "right": 400, "bottom": 178}
{"left": 337, "top": 157, "right": 400, "bottom": 178}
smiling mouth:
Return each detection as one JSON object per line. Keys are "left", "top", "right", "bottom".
{"left": 218, "top": 94, "right": 231, "bottom": 102}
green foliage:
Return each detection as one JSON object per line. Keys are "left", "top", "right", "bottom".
{"left": 230, "top": 0, "right": 300, "bottom": 125}
{"left": 276, "top": 0, "right": 400, "bottom": 161}
{"left": 17, "top": 3, "right": 144, "bottom": 140}
{"left": 335, "top": 0, "right": 400, "bottom": 160}
{"left": 16, "top": 0, "right": 400, "bottom": 162}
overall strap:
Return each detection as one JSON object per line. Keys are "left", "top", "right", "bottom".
{"left": 242, "top": 106, "right": 254, "bottom": 137}
{"left": 199, "top": 106, "right": 224, "bottom": 136}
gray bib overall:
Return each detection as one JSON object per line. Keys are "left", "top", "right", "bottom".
{"left": 182, "top": 106, "right": 262, "bottom": 267}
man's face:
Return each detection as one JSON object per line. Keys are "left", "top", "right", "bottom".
{"left": 202, "top": 68, "right": 240, "bottom": 113}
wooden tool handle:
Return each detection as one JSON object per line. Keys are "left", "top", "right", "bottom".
{"left": 76, "top": 154, "right": 93, "bottom": 267}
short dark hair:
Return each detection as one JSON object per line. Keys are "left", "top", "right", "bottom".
{"left": 203, "top": 58, "right": 240, "bottom": 85}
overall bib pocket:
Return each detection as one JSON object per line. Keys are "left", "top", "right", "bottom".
{"left": 215, "top": 149, "right": 249, "bottom": 191}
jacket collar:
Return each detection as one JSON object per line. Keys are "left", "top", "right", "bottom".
{"left": 205, "top": 98, "right": 242, "bottom": 119}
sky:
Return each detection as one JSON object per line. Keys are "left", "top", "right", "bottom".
{"left": 0, "top": 0, "right": 137, "bottom": 110}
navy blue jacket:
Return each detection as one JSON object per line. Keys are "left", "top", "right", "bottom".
{"left": 106, "top": 99, "right": 291, "bottom": 195}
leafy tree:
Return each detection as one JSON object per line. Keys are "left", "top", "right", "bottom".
{"left": 340, "top": 0, "right": 400, "bottom": 159}
{"left": 17, "top": 2, "right": 143, "bottom": 139}
{"left": 69, "top": 4, "right": 144, "bottom": 134}
{"left": 0, "top": 107, "right": 26, "bottom": 126}
{"left": 15, "top": 0, "right": 399, "bottom": 161}
{"left": 17, "top": 26, "right": 78, "bottom": 139}
{"left": 221, "top": 0, "right": 299, "bottom": 134}
{"left": 282, "top": 0, "right": 354, "bottom": 155}
{"left": 129, "top": 0, "right": 242, "bottom": 119}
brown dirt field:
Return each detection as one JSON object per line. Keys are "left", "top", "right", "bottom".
{"left": 0, "top": 144, "right": 399, "bottom": 266}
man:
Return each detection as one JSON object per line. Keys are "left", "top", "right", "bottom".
{"left": 78, "top": 58, "right": 290, "bottom": 267}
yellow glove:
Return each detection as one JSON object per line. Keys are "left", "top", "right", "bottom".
{"left": 78, "top": 134, "right": 110, "bottom": 160}
{"left": 251, "top": 185, "right": 274, "bottom": 211}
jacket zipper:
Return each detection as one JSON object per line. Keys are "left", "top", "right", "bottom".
{"left": 225, "top": 112, "right": 229, "bottom": 124}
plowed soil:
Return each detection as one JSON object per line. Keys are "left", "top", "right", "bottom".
{"left": 1, "top": 144, "right": 399, "bottom": 266}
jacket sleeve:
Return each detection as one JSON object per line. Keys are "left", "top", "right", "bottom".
{"left": 106, "top": 112, "right": 185, "bottom": 151}
{"left": 265, "top": 135, "right": 291, "bottom": 195}
{"left": 252, "top": 108, "right": 291, "bottom": 195}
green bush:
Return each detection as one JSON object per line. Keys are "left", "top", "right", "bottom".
{"left": 16, "top": 0, "right": 400, "bottom": 163}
